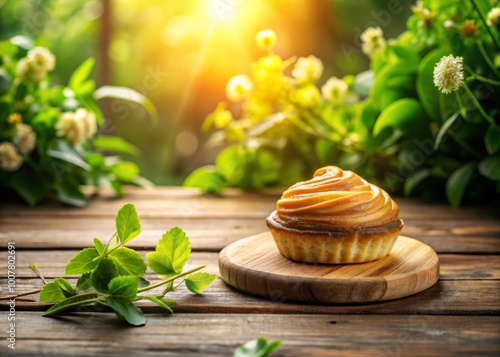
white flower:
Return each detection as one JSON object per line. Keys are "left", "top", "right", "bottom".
{"left": 27, "top": 47, "right": 55, "bottom": 72}
{"left": 433, "top": 55, "right": 464, "bottom": 94}
{"left": 487, "top": 8, "right": 500, "bottom": 27}
{"left": 292, "top": 55, "right": 324, "bottom": 84}
{"left": 13, "top": 124, "right": 36, "bottom": 155}
{"left": 321, "top": 77, "right": 348, "bottom": 104}
{"left": 226, "top": 74, "right": 254, "bottom": 102}
{"left": 0, "top": 142, "right": 22, "bottom": 172}
{"left": 360, "top": 27, "right": 386, "bottom": 56}
{"left": 16, "top": 58, "right": 46, "bottom": 83}
{"left": 56, "top": 108, "right": 97, "bottom": 144}
{"left": 15, "top": 46, "right": 55, "bottom": 83}
{"left": 256, "top": 29, "right": 277, "bottom": 51}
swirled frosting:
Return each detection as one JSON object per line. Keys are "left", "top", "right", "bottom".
{"left": 276, "top": 166, "right": 400, "bottom": 231}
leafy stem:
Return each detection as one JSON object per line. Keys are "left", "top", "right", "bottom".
{"left": 461, "top": 82, "right": 496, "bottom": 126}
{"left": 470, "top": 0, "right": 500, "bottom": 50}
{"left": 137, "top": 265, "right": 205, "bottom": 294}
{"left": 476, "top": 41, "right": 500, "bottom": 79}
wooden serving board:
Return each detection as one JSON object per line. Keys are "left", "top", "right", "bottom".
{"left": 219, "top": 233, "right": 439, "bottom": 303}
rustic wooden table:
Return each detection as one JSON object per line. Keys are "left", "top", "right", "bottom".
{"left": 1, "top": 187, "right": 499, "bottom": 356}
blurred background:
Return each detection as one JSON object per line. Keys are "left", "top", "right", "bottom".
{"left": 0, "top": 0, "right": 411, "bottom": 185}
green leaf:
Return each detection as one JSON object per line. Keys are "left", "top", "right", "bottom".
{"left": 185, "top": 272, "right": 218, "bottom": 294}
{"left": 55, "top": 179, "right": 88, "bottom": 207}
{"left": 91, "top": 258, "right": 118, "bottom": 293}
{"left": 111, "top": 161, "right": 140, "bottom": 182}
{"left": 434, "top": 111, "right": 460, "bottom": 150}
{"left": 446, "top": 162, "right": 477, "bottom": 208}
{"left": 65, "top": 248, "right": 100, "bottom": 275}
{"left": 94, "top": 86, "right": 158, "bottom": 123}
{"left": 43, "top": 293, "right": 99, "bottom": 316}
{"left": 10, "top": 171, "right": 47, "bottom": 206}
{"left": 76, "top": 272, "right": 94, "bottom": 293}
{"left": 108, "top": 276, "right": 138, "bottom": 302}
{"left": 54, "top": 278, "right": 77, "bottom": 297}
{"left": 485, "top": 125, "right": 500, "bottom": 154}
{"left": 40, "top": 282, "right": 67, "bottom": 303}
{"left": 183, "top": 165, "right": 227, "bottom": 194}
{"left": 147, "top": 227, "right": 191, "bottom": 276}
{"left": 108, "top": 247, "right": 147, "bottom": 276}
{"left": 216, "top": 145, "right": 245, "bottom": 185}
{"left": 478, "top": 155, "right": 500, "bottom": 180}
{"left": 92, "top": 136, "right": 139, "bottom": 156}
{"left": 404, "top": 169, "right": 432, "bottom": 197}
{"left": 353, "top": 70, "right": 374, "bottom": 97}
{"left": 234, "top": 338, "right": 283, "bottom": 357}
{"left": 141, "top": 296, "right": 173, "bottom": 313}
{"left": 115, "top": 203, "right": 141, "bottom": 245}
{"left": 47, "top": 139, "right": 90, "bottom": 171}
{"left": 105, "top": 297, "right": 147, "bottom": 327}
{"left": 371, "top": 63, "right": 417, "bottom": 111}
{"left": 69, "top": 58, "right": 95, "bottom": 94}
{"left": 94, "top": 238, "right": 105, "bottom": 254}
{"left": 11, "top": 35, "right": 33, "bottom": 50}
{"left": 416, "top": 49, "right": 450, "bottom": 121}
{"left": 373, "top": 98, "right": 429, "bottom": 139}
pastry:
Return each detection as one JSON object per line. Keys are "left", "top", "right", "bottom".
{"left": 266, "top": 166, "right": 403, "bottom": 264}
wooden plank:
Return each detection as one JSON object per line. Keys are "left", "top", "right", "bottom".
{"left": 1, "top": 313, "right": 499, "bottom": 356}
{"left": 2, "top": 278, "right": 499, "bottom": 315}
{"left": 1, "top": 187, "right": 499, "bottom": 221}
{"left": 1, "top": 216, "right": 499, "bottom": 253}
{"left": 1, "top": 251, "right": 499, "bottom": 280}
{"left": 0, "top": 217, "right": 268, "bottom": 251}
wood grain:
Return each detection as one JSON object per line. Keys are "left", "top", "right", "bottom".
{"left": 3, "top": 279, "right": 499, "bottom": 315}
{"left": 219, "top": 234, "right": 439, "bottom": 303}
{"left": 1, "top": 251, "right": 498, "bottom": 280}
{"left": 1, "top": 313, "right": 499, "bottom": 357}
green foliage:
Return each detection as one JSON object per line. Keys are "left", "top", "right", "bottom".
{"left": 185, "top": 0, "right": 500, "bottom": 207}
{"left": 0, "top": 36, "right": 154, "bottom": 206}
{"left": 39, "top": 203, "right": 217, "bottom": 326}
{"left": 234, "top": 338, "right": 283, "bottom": 357}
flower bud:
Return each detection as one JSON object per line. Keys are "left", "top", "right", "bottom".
{"left": 226, "top": 74, "right": 253, "bottom": 102}
{"left": 256, "top": 29, "right": 277, "bottom": 51}
{"left": 13, "top": 124, "right": 36, "bottom": 155}
{"left": 321, "top": 77, "right": 348, "bottom": 104}
{"left": 0, "top": 142, "right": 22, "bottom": 172}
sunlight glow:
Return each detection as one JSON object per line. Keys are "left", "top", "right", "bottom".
{"left": 208, "top": 0, "right": 237, "bottom": 21}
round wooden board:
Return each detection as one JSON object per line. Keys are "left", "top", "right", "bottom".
{"left": 219, "top": 233, "right": 439, "bottom": 303}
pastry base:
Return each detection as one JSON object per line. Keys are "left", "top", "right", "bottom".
{"left": 266, "top": 211, "right": 404, "bottom": 264}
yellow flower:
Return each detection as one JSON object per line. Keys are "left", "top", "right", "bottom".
{"left": 433, "top": 55, "right": 464, "bottom": 94}
{"left": 292, "top": 85, "right": 321, "bottom": 108}
{"left": 360, "top": 27, "right": 386, "bottom": 57}
{"left": 13, "top": 124, "right": 36, "bottom": 155}
{"left": 7, "top": 113, "right": 23, "bottom": 126}
{"left": 461, "top": 20, "right": 479, "bottom": 38}
{"left": 292, "top": 55, "right": 324, "bottom": 84}
{"left": 321, "top": 77, "right": 348, "bottom": 104}
{"left": 411, "top": 1, "right": 436, "bottom": 28}
{"left": 0, "top": 142, "right": 22, "bottom": 172}
{"left": 56, "top": 108, "right": 97, "bottom": 144}
{"left": 226, "top": 74, "right": 253, "bottom": 102}
{"left": 256, "top": 29, "right": 277, "bottom": 51}
{"left": 487, "top": 8, "right": 500, "bottom": 27}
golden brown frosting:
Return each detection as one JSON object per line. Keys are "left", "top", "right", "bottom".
{"left": 276, "top": 166, "right": 400, "bottom": 231}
